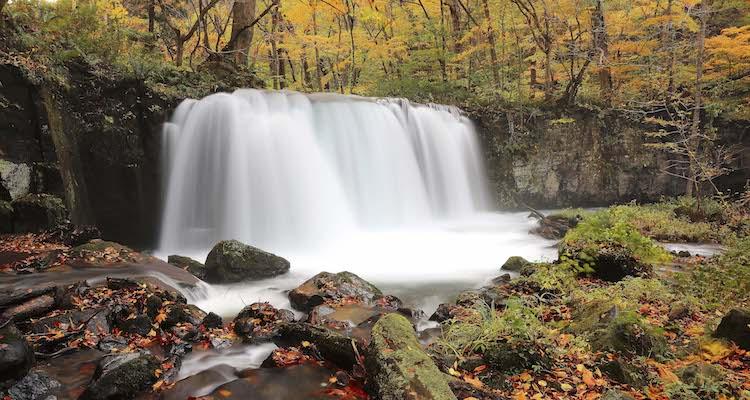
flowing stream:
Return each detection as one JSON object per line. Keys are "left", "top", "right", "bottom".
{"left": 158, "top": 89, "right": 557, "bottom": 316}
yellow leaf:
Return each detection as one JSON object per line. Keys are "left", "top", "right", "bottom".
{"left": 463, "top": 375, "right": 483, "bottom": 388}
{"left": 448, "top": 368, "right": 461, "bottom": 377}
{"left": 560, "top": 383, "right": 574, "bottom": 392}
{"left": 218, "top": 389, "right": 233, "bottom": 397}
{"left": 702, "top": 340, "right": 732, "bottom": 361}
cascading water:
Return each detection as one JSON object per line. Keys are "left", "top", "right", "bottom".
{"left": 159, "top": 89, "right": 490, "bottom": 254}
{"left": 158, "top": 89, "right": 557, "bottom": 319}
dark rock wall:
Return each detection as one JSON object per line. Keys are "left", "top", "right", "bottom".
{"left": 0, "top": 63, "right": 173, "bottom": 247}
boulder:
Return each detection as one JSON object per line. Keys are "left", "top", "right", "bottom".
{"left": 365, "top": 313, "right": 456, "bottom": 400}
{"left": 501, "top": 256, "right": 531, "bottom": 272}
{"left": 202, "top": 312, "right": 223, "bottom": 329}
{"left": 560, "top": 241, "right": 654, "bottom": 282}
{"left": 233, "top": 302, "right": 294, "bottom": 343}
{"left": 676, "top": 363, "right": 726, "bottom": 390}
{"left": 0, "top": 201, "right": 12, "bottom": 233}
{"left": 714, "top": 309, "right": 750, "bottom": 350}
{"left": 78, "top": 352, "right": 160, "bottom": 400}
{"left": 288, "top": 271, "right": 382, "bottom": 312}
{"left": 30, "top": 308, "right": 110, "bottom": 335}
{"left": 5, "top": 371, "right": 61, "bottom": 400}
{"left": 204, "top": 240, "right": 290, "bottom": 283}
{"left": 592, "top": 311, "right": 667, "bottom": 356}
{"left": 277, "top": 323, "right": 361, "bottom": 369}
{"left": 11, "top": 193, "right": 67, "bottom": 233}
{"left": 482, "top": 340, "right": 551, "bottom": 374}
{"left": 168, "top": 255, "right": 206, "bottom": 281}
{"left": 599, "top": 358, "right": 647, "bottom": 387}
{"left": 118, "top": 315, "right": 153, "bottom": 336}
{"left": 162, "top": 304, "right": 207, "bottom": 329}
{"left": 0, "top": 323, "right": 34, "bottom": 390}
{"left": 71, "top": 240, "right": 132, "bottom": 259}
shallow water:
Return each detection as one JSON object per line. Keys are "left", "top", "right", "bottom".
{"left": 167, "top": 212, "right": 558, "bottom": 320}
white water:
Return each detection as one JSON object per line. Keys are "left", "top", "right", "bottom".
{"left": 159, "top": 89, "right": 558, "bottom": 318}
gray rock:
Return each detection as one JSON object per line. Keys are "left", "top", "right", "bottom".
{"left": 0, "top": 323, "right": 34, "bottom": 390}
{"left": 204, "top": 240, "right": 290, "bottom": 283}
{"left": 288, "top": 271, "right": 382, "bottom": 312}
{"left": 78, "top": 352, "right": 160, "bottom": 400}
{"left": 0, "top": 201, "right": 12, "bottom": 233}
{"left": 501, "top": 256, "right": 531, "bottom": 272}
{"left": 6, "top": 371, "right": 61, "bottom": 400}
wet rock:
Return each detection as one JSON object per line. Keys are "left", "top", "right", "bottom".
{"left": 54, "top": 281, "right": 90, "bottom": 310}
{"left": 0, "top": 287, "right": 54, "bottom": 308}
{"left": 31, "top": 308, "right": 110, "bottom": 335}
{"left": 501, "top": 256, "right": 531, "bottom": 272}
{"left": 11, "top": 193, "right": 67, "bottom": 233}
{"left": 71, "top": 240, "right": 133, "bottom": 260}
{"left": 97, "top": 336, "right": 129, "bottom": 353}
{"left": 233, "top": 302, "right": 294, "bottom": 343}
{"left": 0, "top": 323, "right": 34, "bottom": 390}
{"left": 202, "top": 312, "right": 223, "bottom": 329}
{"left": 277, "top": 323, "right": 361, "bottom": 369}
{"left": 79, "top": 351, "right": 160, "bottom": 400}
{"left": 288, "top": 271, "right": 382, "bottom": 312}
{"left": 482, "top": 340, "right": 551, "bottom": 374}
{"left": 560, "top": 241, "right": 654, "bottom": 282}
{"left": 0, "top": 201, "right": 12, "bottom": 233}
{"left": 162, "top": 304, "right": 207, "bottom": 329}
{"left": 1, "top": 294, "right": 55, "bottom": 322}
{"left": 601, "top": 390, "right": 635, "bottom": 400}
{"left": 204, "top": 240, "right": 290, "bottom": 283}
{"left": 366, "top": 313, "right": 456, "bottom": 400}
{"left": 714, "top": 309, "right": 750, "bottom": 350}
{"left": 118, "top": 315, "right": 153, "bottom": 336}
{"left": 430, "top": 304, "right": 457, "bottom": 323}
{"left": 168, "top": 255, "right": 206, "bottom": 281}
{"left": 5, "top": 371, "right": 61, "bottom": 400}
{"left": 145, "top": 294, "right": 163, "bottom": 319}
{"left": 162, "top": 364, "right": 237, "bottom": 400}
{"left": 46, "top": 221, "right": 101, "bottom": 246}
{"left": 491, "top": 273, "right": 512, "bottom": 285}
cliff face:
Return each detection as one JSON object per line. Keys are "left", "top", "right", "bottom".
{"left": 470, "top": 107, "right": 750, "bottom": 209}
{"left": 0, "top": 62, "right": 174, "bottom": 246}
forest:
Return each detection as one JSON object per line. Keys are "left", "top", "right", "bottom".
{"left": 1, "top": 1, "right": 750, "bottom": 400}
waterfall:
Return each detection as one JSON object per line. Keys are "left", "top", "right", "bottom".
{"left": 158, "top": 89, "right": 490, "bottom": 254}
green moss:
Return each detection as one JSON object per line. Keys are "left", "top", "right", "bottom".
{"left": 367, "top": 313, "right": 456, "bottom": 400}
{"left": 501, "top": 256, "right": 531, "bottom": 272}
{"left": 592, "top": 311, "right": 668, "bottom": 357}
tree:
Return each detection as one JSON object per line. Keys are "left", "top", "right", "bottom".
{"left": 227, "top": 0, "right": 257, "bottom": 66}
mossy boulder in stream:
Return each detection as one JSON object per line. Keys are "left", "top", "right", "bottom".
{"left": 11, "top": 194, "right": 67, "bottom": 233}
{"left": 501, "top": 256, "right": 531, "bottom": 272}
{"left": 168, "top": 255, "right": 206, "bottom": 281}
{"left": 365, "top": 313, "right": 457, "bottom": 400}
{"left": 204, "top": 240, "right": 290, "bottom": 283}
{"left": 79, "top": 352, "right": 160, "bottom": 400}
{"left": 560, "top": 241, "right": 654, "bottom": 282}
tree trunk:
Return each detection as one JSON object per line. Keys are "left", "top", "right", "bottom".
{"left": 147, "top": 0, "right": 155, "bottom": 33}
{"left": 481, "top": 0, "right": 500, "bottom": 87}
{"left": 229, "top": 0, "right": 257, "bottom": 66}
{"left": 665, "top": 0, "right": 677, "bottom": 98}
{"left": 592, "top": 0, "right": 612, "bottom": 106}
{"left": 687, "top": 1, "right": 707, "bottom": 196}
{"left": 312, "top": 7, "right": 324, "bottom": 91}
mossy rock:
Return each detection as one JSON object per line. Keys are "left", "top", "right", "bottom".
{"left": 599, "top": 358, "right": 648, "bottom": 387}
{"left": 560, "top": 241, "right": 654, "bottom": 282}
{"left": 482, "top": 340, "right": 551, "bottom": 374}
{"left": 714, "top": 309, "right": 750, "bottom": 350}
{"left": 71, "top": 240, "right": 132, "bottom": 258}
{"left": 676, "top": 363, "right": 726, "bottom": 391}
{"left": 204, "top": 240, "right": 290, "bottom": 284}
{"left": 0, "top": 201, "right": 12, "bottom": 233}
{"left": 501, "top": 256, "right": 531, "bottom": 272}
{"left": 78, "top": 352, "right": 160, "bottom": 400}
{"left": 568, "top": 299, "right": 621, "bottom": 334}
{"left": 167, "top": 255, "right": 205, "bottom": 280}
{"left": 592, "top": 311, "right": 667, "bottom": 356}
{"left": 0, "top": 323, "right": 34, "bottom": 390}
{"left": 277, "top": 322, "right": 361, "bottom": 369}
{"left": 366, "top": 313, "right": 457, "bottom": 400}
{"left": 11, "top": 193, "right": 67, "bottom": 233}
